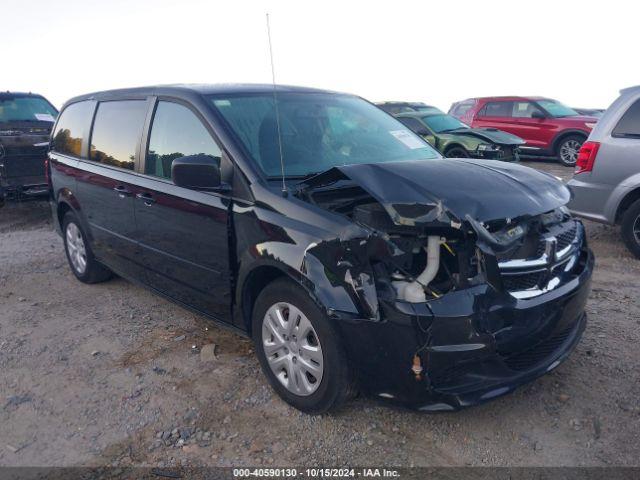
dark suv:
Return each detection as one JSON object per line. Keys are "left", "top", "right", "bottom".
{"left": 49, "top": 85, "right": 593, "bottom": 413}
{"left": 1, "top": 92, "right": 58, "bottom": 200}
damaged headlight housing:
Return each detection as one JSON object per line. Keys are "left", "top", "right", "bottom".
{"left": 477, "top": 143, "right": 501, "bottom": 151}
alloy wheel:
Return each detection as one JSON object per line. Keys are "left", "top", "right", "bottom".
{"left": 559, "top": 139, "right": 581, "bottom": 165}
{"left": 66, "top": 222, "right": 87, "bottom": 274}
{"left": 634, "top": 215, "right": 640, "bottom": 245}
{"left": 261, "top": 302, "right": 324, "bottom": 396}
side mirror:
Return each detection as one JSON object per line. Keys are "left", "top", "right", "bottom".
{"left": 415, "top": 126, "right": 431, "bottom": 136}
{"left": 171, "top": 154, "right": 222, "bottom": 190}
{"left": 531, "top": 110, "right": 546, "bottom": 119}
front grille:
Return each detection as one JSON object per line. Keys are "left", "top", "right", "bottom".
{"left": 503, "top": 324, "right": 574, "bottom": 371}
{"left": 499, "top": 219, "right": 580, "bottom": 296}
{"left": 556, "top": 223, "right": 577, "bottom": 251}
{"left": 502, "top": 270, "right": 546, "bottom": 291}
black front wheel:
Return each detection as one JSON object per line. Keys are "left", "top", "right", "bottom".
{"left": 445, "top": 147, "right": 470, "bottom": 158}
{"left": 252, "top": 278, "right": 356, "bottom": 414}
{"left": 621, "top": 199, "right": 640, "bottom": 259}
{"left": 557, "top": 135, "right": 585, "bottom": 167}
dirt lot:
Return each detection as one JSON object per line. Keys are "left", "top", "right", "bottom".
{"left": 0, "top": 159, "right": 639, "bottom": 468}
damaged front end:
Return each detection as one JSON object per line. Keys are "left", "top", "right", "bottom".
{"left": 296, "top": 159, "right": 593, "bottom": 409}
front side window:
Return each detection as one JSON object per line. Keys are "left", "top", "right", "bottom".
{"left": 146, "top": 101, "right": 222, "bottom": 180}
{"left": 0, "top": 95, "right": 58, "bottom": 123}
{"left": 612, "top": 98, "right": 640, "bottom": 138}
{"left": 512, "top": 101, "right": 545, "bottom": 118}
{"left": 397, "top": 117, "right": 428, "bottom": 135}
{"left": 90, "top": 100, "right": 148, "bottom": 170}
{"left": 480, "top": 101, "right": 513, "bottom": 117}
{"left": 210, "top": 93, "right": 440, "bottom": 178}
{"left": 52, "top": 101, "right": 94, "bottom": 157}
{"left": 421, "top": 114, "right": 469, "bottom": 133}
{"left": 536, "top": 99, "right": 578, "bottom": 118}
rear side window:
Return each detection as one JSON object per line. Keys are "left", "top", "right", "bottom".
{"left": 479, "top": 101, "right": 513, "bottom": 117}
{"left": 52, "top": 101, "right": 94, "bottom": 157}
{"left": 90, "top": 100, "right": 148, "bottom": 170}
{"left": 146, "top": 101, "right": 222, "bottom": 180}
{"left": 612, "top": 99, "right": 640, "bottom": 138}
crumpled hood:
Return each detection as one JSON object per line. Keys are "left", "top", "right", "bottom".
{"left": 449, "top": 128, "right": 525, "bottom": 146}
{"left": 302, "top": 159, "right": 570, "bottom": 225}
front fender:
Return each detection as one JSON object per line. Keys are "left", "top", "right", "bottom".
{"left": 232, "top": 202, "right": 380, "bottom": 331}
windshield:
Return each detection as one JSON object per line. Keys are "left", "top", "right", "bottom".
{"left": 210, "top": 93, "right": 441, "bottom": 178}
{"left": 421, "top": 114, "right": 469, "bottom": 133}
{"left": 537, "top": 99, "right": 579, "bottom": 118}
{"left": 0, "top": 95, "right": 58, "bottom": 123}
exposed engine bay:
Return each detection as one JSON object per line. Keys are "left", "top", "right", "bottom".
{"left": 297, "top": 161, "right": 581, "bottom": 307}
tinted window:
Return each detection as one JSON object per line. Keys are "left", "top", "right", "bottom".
{"left": 481, "top": 101, "right": 513, "bottom": 117}
{"left": 397, "top": 117, "right": 427, "bottom": 134}
{"left": 90, "top": 100, "right": 147, "bottom": 170}
{"left": 512, "top": 101, "right": 545, "bottom": 118}
{"left": 612, "top": 99, "right": 640, "bottom": 138}
{"left": 0, "top": 95, "right": 58, "bottom": 122}
{"left": 146, "top": 101, "right": 222, "bottom": 179}
{"left": 52, "top": 101, "right": 94, "bottom": 157}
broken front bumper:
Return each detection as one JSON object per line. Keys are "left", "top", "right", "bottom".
{"left": 336, "top": 244, "right": 593, "bottom": 410}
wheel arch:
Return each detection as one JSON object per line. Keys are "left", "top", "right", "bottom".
{"left": 552, "top": 130, "right": 588, "bottom": 154}
{"left": 444, "top": 143, "right": 468, "bottom": 156}
{"left": 240, "top": 264, "right": 292, "bottom": 336}
{"left": 615, "top": 186, "right": 640, "bottom": 224}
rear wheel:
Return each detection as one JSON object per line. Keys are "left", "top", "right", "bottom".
{"left": 621, "top": 199, "right": 640, "bottom": 258}
{"left": 62, "top": 212, "right": 112, "bottom": 283}
{"left": 252, "top": 278, "right": 356, "bottom": 414}
{"left": 445, "top": 146, "right": 470, "bottom": 158}
{"left": 557, "top": 135, "right": 585, "bottom": 166}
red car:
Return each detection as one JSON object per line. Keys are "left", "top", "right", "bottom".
{"left": 449, "top": 96, "right": 598, "bottom": 166}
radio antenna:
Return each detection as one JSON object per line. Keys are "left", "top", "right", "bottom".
{"left": 266, "top": 13, "right": 287, "bottom": 196}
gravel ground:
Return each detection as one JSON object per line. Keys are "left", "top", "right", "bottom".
{"left": 0, "top": 159, "right": 638, "bottom": 468}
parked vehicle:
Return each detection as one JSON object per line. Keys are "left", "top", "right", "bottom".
{"left": 377, "top": 101, "right": 442, "bottom": 115}
{"left": 49, "top": 85, "right": 593, "bottom": 413}
{"left": 568, "top": 86, "right": 640, "bottom": 258}
{"left": 573, "top": 108, "right": 605, "bottom": 118}
{"left": 449, "top": 97, "right": 598, "bottom": 166}
{"left": 0, "top": 92, "right": 58, "bottom": 199}
{"left": 393, "top": 110, "right": 524, "bottom": 161}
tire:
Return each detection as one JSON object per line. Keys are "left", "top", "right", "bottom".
{"left": 556, "top": 135, "right": 585, "bottom": 167}
{"left": 252, "top": 278, "right": 356, "bottom": 414}
{"left": 62, "top": 212, "right": 112, "bottom": 284}
{"left": 621, "top": 199, "right": 640, "bottom": 259}
{"left": 445, "top": 146, "right": 470, "bottom": 158}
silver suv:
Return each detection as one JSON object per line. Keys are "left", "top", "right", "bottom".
{"left": 568, "top": 86, "right": 640, "bottom": 258}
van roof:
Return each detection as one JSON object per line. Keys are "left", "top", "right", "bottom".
{"left": 64, "top": 83, "right": 339, "bottom": 105}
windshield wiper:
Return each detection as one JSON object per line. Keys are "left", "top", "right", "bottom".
{"left": 266, "top": 172, "right": 319, "bottom": 181}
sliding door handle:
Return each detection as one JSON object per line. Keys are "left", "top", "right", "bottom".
{"left": 135, "top": 192, "right": 156, "bottom": 206}
{"left": 113, "top": 185, "right": 132, "bottom": 198}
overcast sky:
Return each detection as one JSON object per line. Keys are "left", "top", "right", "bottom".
{"left": 4, "top": 0, "right": 637, "bottom": 111}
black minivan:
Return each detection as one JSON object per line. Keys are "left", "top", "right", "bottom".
{"left": 49, "top": 84, "right": 593, "bottom": 413}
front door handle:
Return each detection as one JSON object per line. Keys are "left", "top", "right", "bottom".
{"left": 113, "top": 185, "right": 132, "bottom": 198}
{"left": 136, "top": 192, "right": 156, "bottom": 206}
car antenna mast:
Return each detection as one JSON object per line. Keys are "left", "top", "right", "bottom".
{"left": 266, "top": 13, "right": 288, "bottom": 197}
